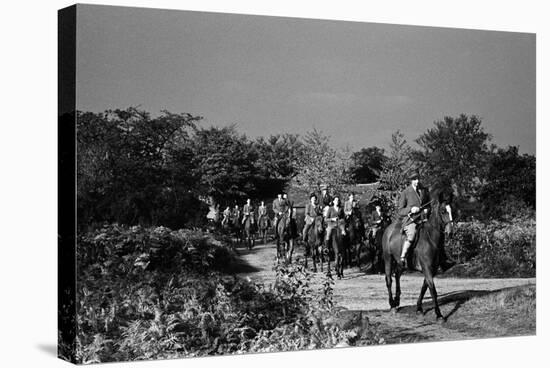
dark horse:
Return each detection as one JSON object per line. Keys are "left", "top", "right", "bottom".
{"left": 326, "top": 218, "right": 346, "bottom": 279}
{"left": 344, "top": 208, "right": 365, "bottom": 268}
{"left": 276, "top": 210, "right": 295, "bottom": 264}
{"left": 304, "top": 215, "right": 324, "bottom": 272}
{"left": 258, "top": 214, "right": 270, "bottom": 244}
{"left": 381, "top": 188, "right": 454, "bottom": 320}
{"left": 242, "top": 215, "right": 256, "bottom": 250}
{"left": 368, "top": 221, "right": 387, "bottom": 274}
{"left": 229, "top": 213, "right": 243, "bottom": 246}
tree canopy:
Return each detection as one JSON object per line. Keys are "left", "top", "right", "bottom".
{"left": 77, "top": 108, "right": 535, "bottom": 227}
{"left": 350, "top": 147, "right": 387, "bottom": 183}
{"left": 413, "top": 114, "right": 491, "bottom": 200}
{"left": 292, "top": 129, "right": 353, "bottom": 194}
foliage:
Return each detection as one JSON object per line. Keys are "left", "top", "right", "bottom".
{"left": 77, "top": 108, "right": 305, "bottom": 229}
{"left": 446, "top": 215, "right": 536, "bottom": 278}
{"left": 350, "top": 147, "right": 387, "bottom": 183}
{"left": 253, "top": 134, "right": 305, "bottom": 200}
{"left": 191, "top": 126, "right": 260, "bottom": 206}
{"left": 478, "top": 146, "right": 536, "bottom": 219}
{"left": 413, "top": 114, "right": 491, "bottom": 200}
{"left": 77, "top": 108, "right": 205, "bottom": 229}
{"left": 74, "top": 225, "right": 382, "bottom": 363}
{"left": 378, "top": 130, "right": 413, "bottom": 192}
{"left": 292, "top": 129, "right": 353, "bottom": 194}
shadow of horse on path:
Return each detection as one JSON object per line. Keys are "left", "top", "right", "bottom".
{"left": 390, "top": 285, "right": 529, "bottom": 321}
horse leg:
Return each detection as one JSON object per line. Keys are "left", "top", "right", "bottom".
{"left": 276, "top": 238, "right": 281, "bottom": 264}
{"left": 312, "top": 244, "right": 318, "bottom": 272}
{"left": 385, "top": 260, "right": 395, "bottom": 310}
{"left": 416, "top": 279, "right": 428, "bottom": 315}
{"left": 333, "top": 234, "right": 342, "bottom": 279}
{"left": 356, "top": 242, "right": 362, "bottom": 267}
{"left": 424, "top": 271, "right": 444, "bottom": 321}
{"left": 394, "top": 268, "right": 402, "bottom": 308}
{"left": 304, "top": 244, "right": 309, "bottom": 269}
{"left": 288, "top": 239, "right": 294, "bottom": 264}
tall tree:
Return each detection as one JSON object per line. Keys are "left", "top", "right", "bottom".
{"left": 292, "top": 129, "right": 352, "bottom": 193}
{"left": 413, "top": 114, "right": 491, "bottom": 199}
{"left": 379, "top": 130, "right": 413, "bottom": 192}
{"left": 77, "top": 107, "right": 203, "bottom": 228}
{"left": 191, "top": 126, "right": 259, "bottom": 206}
{"left": 350, "top": 147, "right": 387, "bottom": 183}
{"left": 253, "top": 134, "right": 305, "bottom": 199}
{"left": 479, "top": 146, "right": 536, "bottom": 218}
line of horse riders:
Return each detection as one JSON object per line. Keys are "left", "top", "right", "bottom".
{"left": 217, "top": 188, "right": 382, "bottom": 247}
{"left": 215, "top": 173, "right": 455, "bottom": 273}
{"left": 214, "top": 171, "right": 458, "bottom": 319}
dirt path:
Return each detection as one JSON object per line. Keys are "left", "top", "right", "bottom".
{"left": 234, "top": 241, "right": 535, "bottom": 343}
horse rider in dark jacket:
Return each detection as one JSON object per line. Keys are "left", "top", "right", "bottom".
{"left": 272, "top": 192, "right": 288, "bottom": 237}
{"left": 319, "top": 184, "right": 333, "bottom": 212}
{"left": 398, "top": 172, "right": 455, "bottom": 271}
{"left": 302, "top": 193, "right": 321, "bottom": 243}
{"left": 242, "top": 198, "right": 255, "bottom": 225}
{"left": 231, "top": 205, "right": 242, "bottom": 227}
{"left": 283, "top": 192, "right": 299, "bottom": 238}
{"left": 369, "top": 204, "right": 386, "bottom": 241}
{"left": 324, "top": 195, "right": 346, "bottom": 244}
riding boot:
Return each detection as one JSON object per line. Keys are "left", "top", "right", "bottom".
{"left": 400, "top": 240, "right": 411, "bottom": 267}
{"left": 438, "top": 244, "right": 456, "bottom": 272}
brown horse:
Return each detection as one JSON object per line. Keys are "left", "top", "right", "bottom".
{"left": 258, "top": 214, "right": 270, "bottom": 244}
{"left": 276, "top": 210, "right": 294, "bottom": 264}
{"left": 229, "top": 211, "right": 244, "bottom": 246}
{"left": 305, "top": 215, "right": 324, "bottom": 272}
{"left": 326, "top": 217, "right": 346, "bottom": 279}
{"left": 344, "top": 208, "right": 365, "bottom": 268}
{"left": 243, "top": 215, "right": 256, "bottom": 250}
{"left": 381, "top": 189, "right": 454, "bottom": 320}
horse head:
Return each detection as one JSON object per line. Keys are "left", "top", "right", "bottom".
{"left": 314, "top": 215, "right": 325, "bottom": 237}
{"left": 429, "top": 188, "right": 455, "bottom": 238}
{"left": 279, "top": 210, "right": 292, "bottom": 236}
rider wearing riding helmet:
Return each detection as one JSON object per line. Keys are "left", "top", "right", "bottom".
{"left": 324, "top": 194, "right": 346, "bottom": 245}
{"left": 344, "top": 192, "right": 356, "bottom": 218}
{"left": 302, "top": 193, "right": 321, "bottom": 243}
{"left": 222, "top": 206, "right": 231, "bottom": 226}
{"left": 398, "top": 171, "right": 455, "bottom": 271}
{"left": 272, "top": 192, "right": 288, "bottom": 238}
{"left": 319, "top": 184, "right": 333, "bottom": 211}
{"left": 258, "top": 201, "right": 267, "bottom": 218}
{"left": 242, "top": 198, "right": 254, "bottom": 225}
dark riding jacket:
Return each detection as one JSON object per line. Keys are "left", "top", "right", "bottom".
{"left": 305, "top": 202, "right": 321, "bottom": 225}
{"left": 320, "top": 192, "right": 333, "bottom": 208}
{"left": 272, "top": 198, "right": 287, "bottom": 216}
{"left": 243, "top": 204, "right": 254, "bottom": 217}
{"left": 258, "top": 205, "right": 267, "bottom": 217}
{"left": 397, "top": 185, "right": 431, "bottom": 226}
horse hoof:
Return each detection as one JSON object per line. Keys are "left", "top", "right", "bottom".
{"left": 390, "top": 307, "right": 398, "bottom": 314}
{"left": 416, "top": 309, "right": 424, "bottom": 316}
{"left": 436, "top": 316, "right": 446, "bottom": 324}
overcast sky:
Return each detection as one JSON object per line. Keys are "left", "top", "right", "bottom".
{"left": 76, "top": 4, "right": 536, "bottom": 154}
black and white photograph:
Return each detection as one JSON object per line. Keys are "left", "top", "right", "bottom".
{"left": 3, "top": 1, "right": 548, "bottom": 367}
{"left": 55, "top": 3, "right": 540, "bottom": 364}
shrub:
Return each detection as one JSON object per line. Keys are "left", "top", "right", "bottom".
{"left": 73, "top": 225, "right": 382, "bottom": 363}
{"left": 446, "top": 215, "right": 535, "bottom": 278}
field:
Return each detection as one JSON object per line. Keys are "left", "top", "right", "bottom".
{"left": 236, "top": 241, "right": 536, "bottom": 344}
